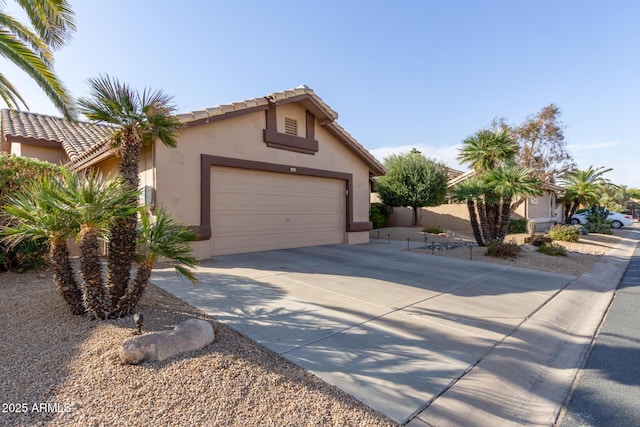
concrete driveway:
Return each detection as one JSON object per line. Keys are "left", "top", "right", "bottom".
{"left": 151, "top": 239, "right": 633, "bottom": 425}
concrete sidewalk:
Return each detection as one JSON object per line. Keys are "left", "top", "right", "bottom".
{"left": 560, "top": 235, "right": 640, "bottom": 426}
{"left": 151, "top": 229, "right": 638, "bottom": 426}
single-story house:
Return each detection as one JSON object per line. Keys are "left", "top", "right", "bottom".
{"left": 1, "top": 85, "right": 385, "bottom": 258}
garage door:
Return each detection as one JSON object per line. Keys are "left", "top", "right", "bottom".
{"left": 210, "top": 167, "right": 346, "bottom": 255}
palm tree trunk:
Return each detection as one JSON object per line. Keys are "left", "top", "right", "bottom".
{"left": 116, "top": 259, "right": 152, "bottom": 317}
{"left": 78, "top": 226, "right": 110, "bottom": 319}
{"left": 467, "top": 200, "right": 484, "bottom": 246}
{"left": 477, "top": 200, "right": 491, "bottom": 244}
{"left": 486, "top": 201, "right": 500, "bottom": 242}
{"left": 106, "top": 130, "right": 141, "bottom": 308}
{"left": 497, "top": 199, "right": 512, "bottom": 242}
{"left": 50, "top": 240, "right": 84, "bottom": 315}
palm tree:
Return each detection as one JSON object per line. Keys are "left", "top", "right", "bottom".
{"left": 560, "top": 166, "right": 613, "bottom": 222}
{"left": 452, "top": 177, "right": 488, "bottom": 246}
{"left": 456, "top": 128, "right": 523, "bottom": 244}
{"left": 2, "top": 169, "right": 139, "bottom": 318}
{"left": 51, "top": 169, "right": 139, "bottom": 319}
{"left": 116, "top": 208, "right": 198, "bottom": 316}
{"left": 0, "top": 0, "right": 76, "bottom": 118}
{"left": 2, "top": 173, "right": 83, "bottom": 314}
{"left": 484, "top": 164, "right": 542, "bottom": 241}
{"left": 457, "top": 128, "right": 518, "bottom": 173}
{"left": 77, "top": 75, "right": 183, "bottom": 310}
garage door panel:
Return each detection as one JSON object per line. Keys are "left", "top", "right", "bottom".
{"left": 210, "top": 167, "right": 345, "bottom": 255}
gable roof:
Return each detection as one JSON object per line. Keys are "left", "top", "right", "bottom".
{"left": 1, "top": 109, "right": 112, "bottom": 163}
{"left": 1, "top": 86, "right": 385, "bottom": 175}
{"left": 446, "top": 168, "right": 566, "bottom": 193}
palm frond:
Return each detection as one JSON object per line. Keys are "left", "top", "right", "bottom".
{"left": 138, "top": 208, "right": 199, "bottom": 285}
{"left": 0, "top": 71, "right": 28, "bottom": 109}
{"left": 0, "top": 29, "right": 75, "bottom": 118}
{"left": 14, "top": 0, "right": 76, "bottom": 50}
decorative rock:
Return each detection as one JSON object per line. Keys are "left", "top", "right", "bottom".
{"left": 520, "top": 244, "right": 538, "bottom": 252}
{"left": 120, "top": 319, "right": 215, "bottom": 364}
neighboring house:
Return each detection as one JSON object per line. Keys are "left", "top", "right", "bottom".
{"left": 379, "top": 169, "right": 565, "bottom": 231}
{"left": 1, "top": 85, "right": 385, "bottom": 258}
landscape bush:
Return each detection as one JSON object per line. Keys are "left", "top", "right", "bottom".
{"left": 507, "top": 218, "right": 527, "bottom": 234}
{"left": 0, "top": 154, "right": 62, "bottom": 272}
{"left": 584, "top": 210, "right": 613, "bottom": 235}
{"left": 486, "top": 240, "right": 521, "bottom": 258}
{"left": 422, "top": 225, "right": 444, "bottom": 234}
{"left": 524, "top": 233, "right": 553, "bottom": 247}
{"left": 548, "top": 224, "right": 580, "bottom": 243}
{"left": 369, "top": 203, "right": 393, "bottom": 229}
{"left": 538, "top": 243, "right": 567, "bottom": 256}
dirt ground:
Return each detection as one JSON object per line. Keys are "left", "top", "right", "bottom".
{"left": 370, "top": 226, "right": 630, "bottom": 276}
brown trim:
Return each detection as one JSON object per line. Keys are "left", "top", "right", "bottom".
{"left": 6, "top": 135, "right": 62, "bottom": 148}
{"left": 263, "top": 105, "right": 318, "bottom": 155}
{"left": 184, "top": 104, "right": 269, "bottom": 129}
{"left": 306, "top": 110, "right": 315, "bottom": 140}
{"left": 194, "top": 155, "right": 371, "bottom": 240}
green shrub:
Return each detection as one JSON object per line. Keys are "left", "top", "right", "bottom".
{"left": 524, "top": 234, "right": 553, "bottom": 247}
{"left": 507, "top": 218, "right": 527, "bottom": 234}
{"left": 538, "top": 243, "right": 567, "bottom": 256}
{"left": 422, "top": 225, "right": 444, "bottom": 234}
{"left": 486, "top": 240, "right": 521, "bottom": 258}
{"left": 584, "top": 209, "right": 613, "bottom": 235}
{"left": 369, "top": 203, "right": 393, "bottom": 229}
{"left": 0, "top": 239, "right": 49, "bottom": 273}
{"left": 548, "top": 224, "right": 580, "bottom": 242}
{"left": 0, "top": 154, "right": 61, "bottom": 273}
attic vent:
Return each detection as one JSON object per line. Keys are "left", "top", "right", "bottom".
{"left": 284, "top": 117, "right": 298, "bottom": 136}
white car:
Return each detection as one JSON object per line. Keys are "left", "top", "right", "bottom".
{"left": 569, "top": 211, "right": 634, "bottom": 229}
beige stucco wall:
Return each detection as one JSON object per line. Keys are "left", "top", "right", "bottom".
{"left": 10, "top": 142, "right": 68, "bottom": 164}
{"left": 153, "top": 105, "right": 372, "bottom": 258}
{"left": 385, "top": 204, "right": 472, "bottom": 232}
{"left": 381, "top": 190, "right": 562, "bottom": 233}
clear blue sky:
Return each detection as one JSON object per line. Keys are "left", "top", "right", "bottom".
{"left": 3, "top": 1, "right": 639, "bottom": 186}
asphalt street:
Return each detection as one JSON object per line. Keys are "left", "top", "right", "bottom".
{"left": 560, "top": 243, "right": 640, "bottom": 426}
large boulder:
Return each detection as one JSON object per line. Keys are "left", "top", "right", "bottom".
{"left": 120, "top": 319, "right": 215, "bottom": 365}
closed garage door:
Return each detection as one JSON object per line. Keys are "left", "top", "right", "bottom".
{"left": 210, "top": 167, "right": 346, "bottom": 255}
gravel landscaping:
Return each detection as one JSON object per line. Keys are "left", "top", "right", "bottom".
{"left": 371, "top": 226, "right": 630, "bottom": 276}
{"left": 1, "top": 226, "right": 630, "bottom": 426}
{"left": 0, "top": 271, "right": 396, "bottom": 427}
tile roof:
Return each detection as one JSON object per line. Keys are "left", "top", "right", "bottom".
{"left": 174, "top": 85, "right": 339, "bottom": 124}
{"left": 1, "top": 109, "right": 112, "bottom": 162}
{"left": 1, "top": 86, "right": 384, "bottom": 175}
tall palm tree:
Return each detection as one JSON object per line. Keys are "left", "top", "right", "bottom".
{"left": 484, "top": 164, "right": 541, "bottom": 241}
{"left": 117, "top": 208, "right": 198, "bottom": 316}
{"left": 77, "top": 75, "right": 183, "bottom": 310}
{"left": 456, "top": 128, "right": 522, "bottom": 244}
{"left": 0, "top": 0, "right": 76, "bottom": 118}
{"left": 560, "top": 166, "right": 613, "bottom": 222}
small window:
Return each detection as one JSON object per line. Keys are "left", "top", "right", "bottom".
{"left": 284, "top": 117, "right": 298, "bottom": 136}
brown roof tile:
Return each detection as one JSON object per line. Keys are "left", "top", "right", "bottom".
{"left": 1, "top": 86, "right": 384, "bottom": 175}
{"left": 1, "top": 109, "right": 112, "bottom": 162}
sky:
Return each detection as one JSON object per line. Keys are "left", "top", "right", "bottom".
{"left": 3, "top": 1, "right": 639, "bottom": 186}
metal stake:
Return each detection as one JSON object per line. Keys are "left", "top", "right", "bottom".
{"left": 388, "top": 233, "right": 391, "bottom": 244}
{"left": 431, "top": 242, "right": 435, "bottom": 255}
{"left": 469, "top": 244, "right": 473, "bottom": 260}
{"left": 407, "top": 238, "right": 410, "bottom": 250}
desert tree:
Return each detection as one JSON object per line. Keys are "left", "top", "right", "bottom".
{"left": 375, "top": 148, "right": 448, "bottom": 226}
